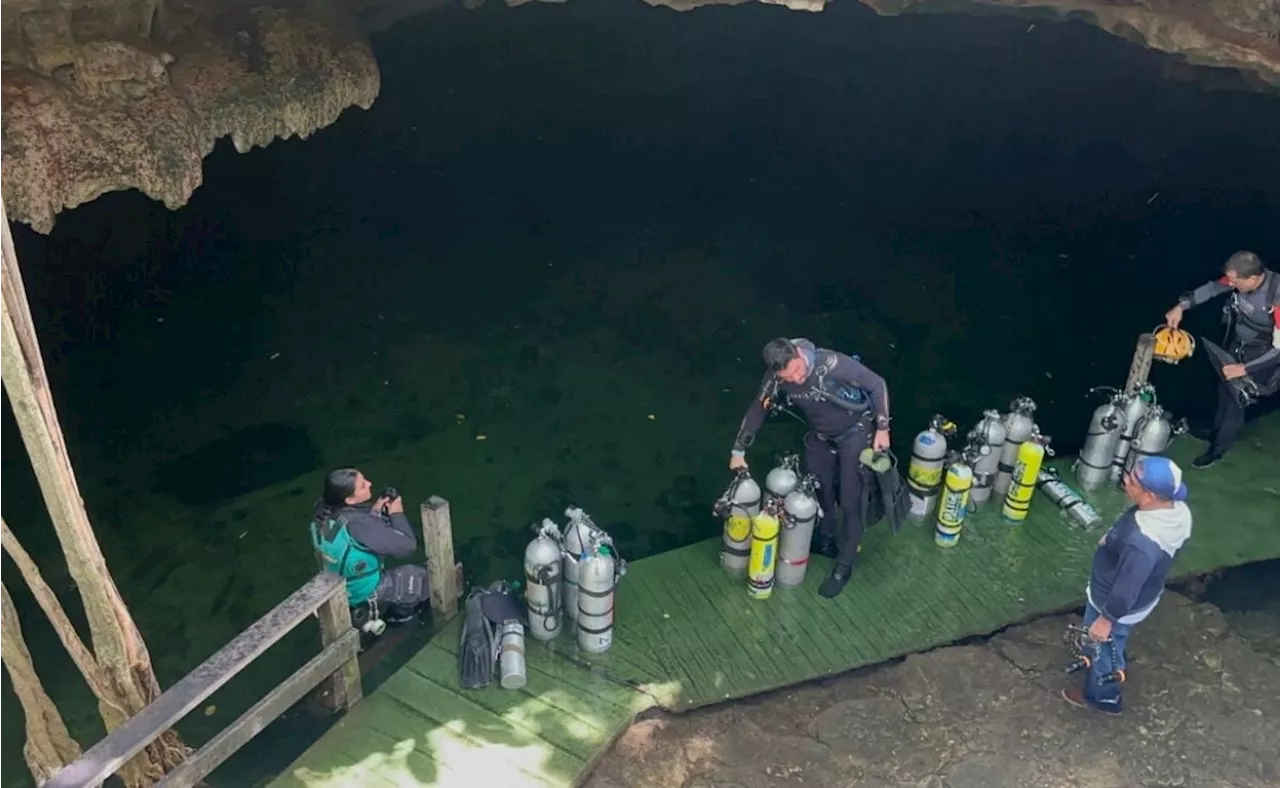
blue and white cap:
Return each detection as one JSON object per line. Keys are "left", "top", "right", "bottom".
{"left": 1135, "top": 456, "right": 1188, "bottom": 502}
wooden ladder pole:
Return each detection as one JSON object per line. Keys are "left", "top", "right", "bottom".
{"left": 1124, "top": 333, "right": 1155, "bottom": 394}
{"left": 421, "top": 496, "right": 461, "bottom": 621}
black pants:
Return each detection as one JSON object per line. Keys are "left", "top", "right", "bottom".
{"left": 804, "top": 426, "right": 870, "bottom": 569}
{"left": 1212, "top": 343, "right": 1279, "bottom": 454}
{"left": 373, "top": 564, "right": 430, "bottom": 617}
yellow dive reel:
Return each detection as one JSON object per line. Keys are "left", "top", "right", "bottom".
{"left": 1152, "top": 325, "right": 1195, "bottom": 365}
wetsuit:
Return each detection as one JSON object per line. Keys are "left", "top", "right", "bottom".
{"left": 322, "top": 501, "right": 430, "bottom": 618}
{"left": 732, "top": 338, "right": 891, "bottom": 568}
{"left": 1177, "top": 269, "right": 1280, "bottom": 454}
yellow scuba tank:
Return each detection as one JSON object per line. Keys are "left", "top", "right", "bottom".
{"left": 1001, "top": 428, "right": 1052, "bottom": 524}
{"left": 935, "top": 449, "right": 975, "bottom": 548}
{"left": 747, "top": 499, "right": 781, "bottom": 600}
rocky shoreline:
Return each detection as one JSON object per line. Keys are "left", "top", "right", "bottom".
{"left": 586, "top": 590, "right": 1280, "bottom": 788}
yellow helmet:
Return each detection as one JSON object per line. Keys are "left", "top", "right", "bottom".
{"left": 1152, "top": 325, "right": 1195, "bottom": 364}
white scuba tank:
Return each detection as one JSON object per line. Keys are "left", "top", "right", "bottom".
{"left": 562, "top": 506, "right": 606, "bottom": 623}
{"left": 993, "top": 397, "right": 1037, "bottom": 498}
{"left": 764, "top": 454, "right": 801, "bottom": 505}
{"left": 1110, "top": 385, "right": 1154, "bottom": 483}
{"left": 576, "top": 532, "right": 622, "bottom": 654}
{"left": 523, "top": 518, "right": 564, "bottom": 642}
{"left": 907, "top": 415, "right": 955, "bottom": 520}
{"left": 1074, "top": 387, "right": 1125, "bottom": 491}
{"left": 965, "top": 409, "right": 1006, "bottom": 510}
{"left": 716, "top": 470, "right": 760, "bottom": 576}
{"left": 776, "top": 474, "right": 821, "bottom": 587}
{"left": 1124, "top": 404, "right": 1178, "bottom": 477}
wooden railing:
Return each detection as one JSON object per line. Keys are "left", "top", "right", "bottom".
{"left": 44, "top": 572, "right": 362, "bottom": 788}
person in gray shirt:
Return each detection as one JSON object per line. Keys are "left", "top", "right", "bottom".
{"left": 1164, "top": 250, "right": 1279, "bottom": 468}
{"left": 310, "top": 468, "right": 431, "bottom": 625}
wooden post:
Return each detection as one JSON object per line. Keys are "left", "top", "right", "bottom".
{"left": 421, "top": 496, "right": 461, "bottom": 621}
{"left": 313, "top": 588, "right": 362, "bottom": 713}
{"left": 1124, "top": 333, "right": 1155, "bottom": 394}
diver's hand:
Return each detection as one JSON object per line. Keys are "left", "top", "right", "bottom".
{"left": 371, "top": 496, "right": 390, "bottom": 512}
{"left": 1164, "top": 304, "right": 1184, "bottom": 329}
{"left": 873, "top": 429, "right": 891, "bottom": 452}
{"left": 1222, "top": 363, "right": 1247, "bottom": 380}
{"left": 384, "top": 496, "right": 405, "bottom": 515}
{"left": 729, "top": 454, "right": 748, "bottom": 471}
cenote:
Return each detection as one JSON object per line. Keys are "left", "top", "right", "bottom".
{"left": 3, "top": 1, "right": 1279, "bottom": 785}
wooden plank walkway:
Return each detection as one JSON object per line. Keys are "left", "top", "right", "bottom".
{"left": 268, "top": 414, "right": 1280, "bottom": 788}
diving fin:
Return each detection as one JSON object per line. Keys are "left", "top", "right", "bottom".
{"left": 458, "top": 590, "right": 497, "bottom": 690}
{"left": 859, "top": 449, "right": 911, "bottom": 535}
{"left": 1200, "top": 336, "right": 1262, "bottom": 406}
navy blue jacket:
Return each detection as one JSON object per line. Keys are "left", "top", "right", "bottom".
{"left": 1089, "top": 503, "right": 1192, "bottom": 623}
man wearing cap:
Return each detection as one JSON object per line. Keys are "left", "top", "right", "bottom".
{"left": 1063, "top": 456, "right": 1193, "bottom": 714}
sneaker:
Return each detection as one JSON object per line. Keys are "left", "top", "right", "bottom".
{"left": 1191, "top": 449, "right": 1224, "bottom": 469}
{"left": 1061, "top": 686, "right": 1122, "bottom": 715}
{"left": 818, "top": 564, "right": 853, "bottom": 599}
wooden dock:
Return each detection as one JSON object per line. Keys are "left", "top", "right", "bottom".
{"left": 267, "top": 415, "right": 1280, "bottom": 788}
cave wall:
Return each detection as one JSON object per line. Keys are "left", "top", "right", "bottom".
{"left": 1, "top": 0, "right": 380, "bottom": 233}
{"left": 2, "top": 0, "right": 1277, "bottom": 234}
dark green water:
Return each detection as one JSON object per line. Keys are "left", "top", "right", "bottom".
{"left": 3, "top": 2, "right": 1279, "bottom": 785}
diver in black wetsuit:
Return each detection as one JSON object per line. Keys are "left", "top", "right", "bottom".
{"left": 1164, "top": 251, "right": 1280, "bottom": 468}
{"left": 730, "top": 337, "right": 892, "bottom": 599}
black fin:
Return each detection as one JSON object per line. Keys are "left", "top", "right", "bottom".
{"left": 459, "top": 593, "right": 496, "bottom": 689}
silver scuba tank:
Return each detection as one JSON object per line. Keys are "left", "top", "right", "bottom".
{"left": 776, "top": 473, "right": 821, "bottom": 588}
{"left": 1036, "top": 468, "right": 1102, "bottom": 529}
{"left": 1122, "top": 404, "right": 1181, "bottom": 477}
{"left": 993, "top": 397, "right": 1037, "bottom": 498}
{"left": 906, "top": 414, "right": 956, "bottom": 520}
{"left": 1109, "top": 384, "right": 1154, "bottom": 483}
{"left": 523, "top": 518, "right": 565, "bottom": 642}
{"left": 576, "top": 530, "right": 624, "bottom": 654}
{"left": 715, "top": 470, "right": 761, "bottom": 576}
{"left": 562, "top": 506, "right": 607, "bottom": 623}
{"left": 965, "top": 409, "right": 1006, "bottom": 510}
{"left": 1074, "top": 387, "right": 1125, "bottom": 491}
{"left": 764, "top": 453, "right": 801, "bottom": 505}
{"left": 498, "top": 619, "right": 527, "bottom": 689}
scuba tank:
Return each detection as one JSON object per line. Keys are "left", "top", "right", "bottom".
{"left": 1002, "top": 427, "right": 1052, "bottom": 524}
{"left": 575, "top": 528, "right": 624, "bottom": 654}
{"left": 714, "top": 469, "right": 761, "bottom": 577}
{"left": 1109, "top": 384, "right": 1155, "bottom": 483}
{"left": 1122, "top": 404, "right": 1185, "bottom": 478}
{"left": 906, "top": 414, "right": 957, "bottom": 521}
{"left": 993, "top": 397, "right": 1037, "bottom": 499}
{"left": 935, "top": 441, "right": 981, "bottom": 548}
{"left": 747, "top": 497, "right": 782, "bottom": 600}
{"left": 499, "top": 619, "right": 527, "bottom": 689}
{"left": 965, "top": 409, "right": 1006, "bottom": 510}
{"left": 562, "top": 506, "right": 610, "bottom": 623}
{"left": 522, "top": 518, "right": 565, "bottom": 642}
{"left": 764, "top": 453, "right": 801, "bottom": 505}
{"left": 1074, "top": 387, "right": 1125, "bottom": 492}
{"left": 1036, "top": 468, "right": 1102, "bottom": 530}
{"left": 776, "top": 473, "right": 821, "bottom": 587}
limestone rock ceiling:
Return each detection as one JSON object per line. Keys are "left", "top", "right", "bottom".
{"left": 2, "top": 0, "right": 1277, "bottom": 234}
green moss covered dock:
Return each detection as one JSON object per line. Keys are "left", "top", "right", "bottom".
{"left": 268, "top": 415, "right": 1280, "bottom": 788}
